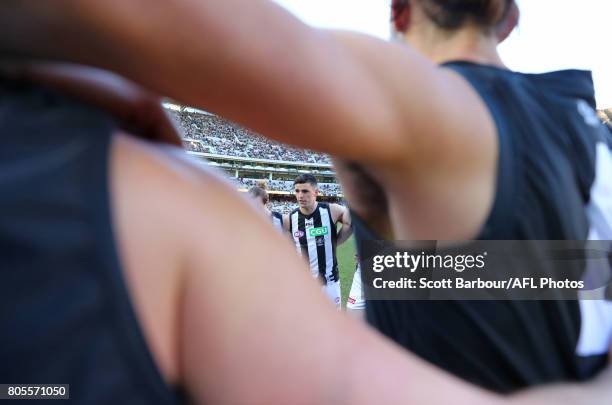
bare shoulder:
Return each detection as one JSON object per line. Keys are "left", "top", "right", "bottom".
{"left": 329, "top": 202, "right": 346, "bottom": 218}
{"left": 111, "top": 133, "right": 323, "bottom": 402}
{"left": 109, "top": 133, "right": 207, "bottom": 386}
{"left": 109, "top": 132, "right": 273, "bottom": 387}
{"left": 109, "top": 139, "right": 342, "bottom": 403}
{"left": 112, "top": 132, "right": 258, "bottom": 217}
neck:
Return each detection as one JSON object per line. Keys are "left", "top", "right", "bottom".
{"left": 403, "top": 25, "right": 506, "bottom": 67}
{"left": 300, "top": 202, "right": 318, "bottom": 216}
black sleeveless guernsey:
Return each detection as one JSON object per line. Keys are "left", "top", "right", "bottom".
{"left": 0, "top": 80, "right": 184, "bottom": 404}
{"left": 355, "top": 62, "right": 612, "bottom": 393}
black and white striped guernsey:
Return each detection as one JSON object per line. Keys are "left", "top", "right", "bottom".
{"left": 289, "top": 202, "right": 339, "bottom": 284}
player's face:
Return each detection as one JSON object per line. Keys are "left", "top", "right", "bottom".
{"left": 294, "top": 183, "right": 318, "bottom": 209}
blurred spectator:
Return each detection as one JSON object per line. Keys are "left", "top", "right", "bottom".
{"left": 268, "top": 201, "right": 299, "bottom": 215}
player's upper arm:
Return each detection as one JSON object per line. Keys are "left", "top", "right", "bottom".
{"left": 60, "top": 0, "right": 492, "bottom": 166}
{"left": 327, "top": 30, "right": 497, "bottom": 170}
{"left": 331, "top": 203, "right": 351, "bottom": 226}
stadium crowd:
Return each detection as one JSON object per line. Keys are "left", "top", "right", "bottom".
{"left": 268, "top": 201, "right": 299, "bottom": 215}
{"left": 171, "top": 109, "right": 332, "bottom": 164}
{"left": 237, "top": 178, "right": 342, "bottom": 196}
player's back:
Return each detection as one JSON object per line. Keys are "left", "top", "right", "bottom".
{"left": 0, "top": 80, "right": 184, "bottom": 403}
{"left": 358, "top": 64, "right": 612, "bottom": 392}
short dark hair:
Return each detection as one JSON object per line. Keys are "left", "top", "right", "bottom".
{"left": 294, "top": 174, "right": 318, "bottom": 187}
{"left": 248, "top": 186, "right": 269, "bottom": 204}
{"left": 392, "top": 0, "right": 515, "bottom": 32}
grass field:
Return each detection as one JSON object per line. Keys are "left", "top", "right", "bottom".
{"left": 337, "top": 235, "right": 357, "bottom": 308}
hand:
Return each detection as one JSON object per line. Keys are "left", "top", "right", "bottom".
{"left": 1, "top": 62, "right": 183, "bottom": 146}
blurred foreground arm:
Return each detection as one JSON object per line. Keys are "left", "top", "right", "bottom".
{"left": 1, "top": 0, "right": 445, "bottom": 163}
{"left": 1, "top": 62, "right": 181, "bottom": 146}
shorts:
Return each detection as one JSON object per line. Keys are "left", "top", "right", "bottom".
{"left": 347, "top": 265, "right": 365, "bottom": 310}
{"left": 322, "top": 280, "right": 341, "bottom": 309}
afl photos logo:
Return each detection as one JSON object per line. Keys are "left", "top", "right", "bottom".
{"left": 293, "top": 230, "right": 305, "bottom": 238}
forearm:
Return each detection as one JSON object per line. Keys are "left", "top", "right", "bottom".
{"left": 2, "top": 0, "right": 315, "bottom": 106}
{"left": 339, "top": 321, "right": 504, "bottom": 405}
{"left": 336, "top": 223, "right": 353, "bottom": 245}
{"left": 2, "top": 0, "right": 396, "bottom": 159}
{"left": 335, "top": 205, "right": 353, "bottom": 245}
{"left": 345, "top": 335, "right": 610, "bottom": 405}
{"left": 508, "top": 366, "right": 611, "bottom": 405}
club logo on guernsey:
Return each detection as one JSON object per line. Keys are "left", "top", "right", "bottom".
{"left": 309, "top": 226, "right": 329, "bottom": 237}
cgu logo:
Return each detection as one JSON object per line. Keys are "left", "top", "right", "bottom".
{"left": 309, "top": 226, "right": 329, "bottom": 237}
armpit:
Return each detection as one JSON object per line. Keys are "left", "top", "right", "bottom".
{"left": 333, "top": 159, "right": 393, "bottom": 239}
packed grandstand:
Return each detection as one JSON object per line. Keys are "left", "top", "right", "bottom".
{"left": 168, "top": 104, "right": 344, "bottom": 214}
